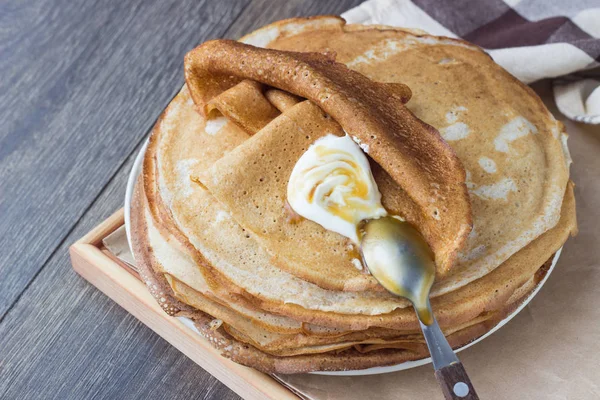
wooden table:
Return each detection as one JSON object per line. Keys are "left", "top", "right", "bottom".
{"left": 0, "top": 1, "right": 363, "bottom": 398}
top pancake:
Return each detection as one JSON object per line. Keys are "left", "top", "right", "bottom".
{"left": 185, "top": 38, "right": 472, "bottom": 284}
{"left": 186, "top": 16, "right": 570, "bottom": 294}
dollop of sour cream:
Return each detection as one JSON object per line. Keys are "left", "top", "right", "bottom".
{"left": 287, "top": 134, "right": 387, "bottom": 243}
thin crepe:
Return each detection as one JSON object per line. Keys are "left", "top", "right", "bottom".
{"left": 265, "top": 19, "right": 572, "bottom": 296}
{"left": 129, "top": 16, "right": 577, "bottom": 373}
{"left": 185, "top": 39, "right": 472, "bottom": 279}
{"left": 137, "top": 84, "right": 576, "bottom": 331}
{"left": 193, "top": 17, "right": 571, "bottom": 296}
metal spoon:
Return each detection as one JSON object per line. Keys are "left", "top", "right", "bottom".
{"left": 359, "top": 216, "right": 478, "bottom": 400}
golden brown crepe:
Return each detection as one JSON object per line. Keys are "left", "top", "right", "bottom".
{"left": 129, "top": 16, "right": 576, "bottom": 373}
{"left": 266, "top": 19, "right": 571, "bottom": 297}
{"left": 186, "top": 39, "right": 472, "bottom": 279}
{"left": 136, "top": 148, "right": 575, "bottom": 331}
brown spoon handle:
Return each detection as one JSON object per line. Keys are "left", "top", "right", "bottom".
{"left": 435, "top": 362, "right": 479, "bottom": 400}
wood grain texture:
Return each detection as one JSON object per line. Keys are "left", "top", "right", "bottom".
{"left": 0, "top": 0, "right": 248, "bottom": 319}
{"left": 222, "top": 0, "right": 365, "bottom": 40}
{"left": 0, "top": 1, "right": 364, "bottom": 399}
{"left": 0, "top": 142, "right": 242, "bottom": 400}
{"left": 70, "top": 238, "right": 298, "bottom": 400}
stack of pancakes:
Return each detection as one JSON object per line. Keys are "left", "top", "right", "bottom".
{"left": 131, "top": 16, "right": 577, "bottom": 373}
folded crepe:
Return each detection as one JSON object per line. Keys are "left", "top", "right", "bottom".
{"left": 185, "top": 38, "right": 472, "bottom": 284}
{"left": 130, "top": 16, "right": 576, "bottom": 373}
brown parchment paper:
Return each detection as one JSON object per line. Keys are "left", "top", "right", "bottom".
{"left": 105, "top": 82, "right": 599, "bottom": 399}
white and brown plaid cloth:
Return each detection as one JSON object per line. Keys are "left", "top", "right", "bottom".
{"left": 343, "top": 0, "right": 600, "bottom": 124}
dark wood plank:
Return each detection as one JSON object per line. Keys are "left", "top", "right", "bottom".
{"left": 0, "top": 1, "right": 365, "bottom": 399}
{"left": 222, "top": 0, "right": 365, "bottom": 40}
{"left": 0, "top": 143, "right": 241, "bottom": 400}
{"left": 0, "top": 0, "right": 249, "bottom": 319}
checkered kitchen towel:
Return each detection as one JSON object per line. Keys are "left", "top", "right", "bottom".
{"left": 343, "top": 0, "right": 600, "bottom": 124}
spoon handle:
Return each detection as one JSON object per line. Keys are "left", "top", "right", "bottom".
{"left": 434, "top": 362, "right": 478, "bottom": 400}
{"left": 420, "top": 317, "right": 479, "bottom": 399}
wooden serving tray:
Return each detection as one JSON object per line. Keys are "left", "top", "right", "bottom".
{"left": 69, "top": 209, "right": 300, "bottom": 400}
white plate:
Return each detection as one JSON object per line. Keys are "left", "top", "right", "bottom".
{"left": 124, "top": 138, "right": 149, "bottom": 253}
{"left": 124, "top": 140, "right": 562, "bottom": 376}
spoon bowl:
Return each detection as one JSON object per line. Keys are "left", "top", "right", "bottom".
{"left": 359, "top": 216, "right": 436, "bottom": 324}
